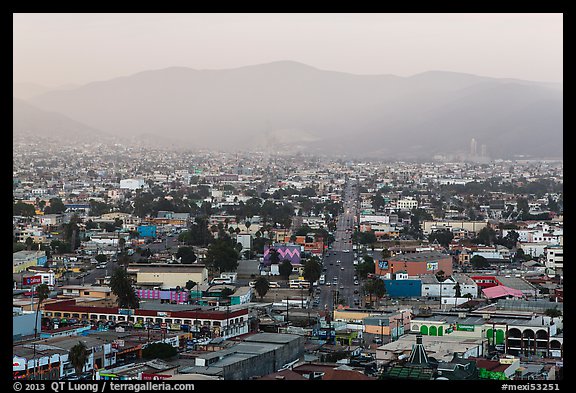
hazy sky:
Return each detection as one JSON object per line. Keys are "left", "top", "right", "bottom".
{"left": 13, "top": 13, "right": 563, "bottom": 87}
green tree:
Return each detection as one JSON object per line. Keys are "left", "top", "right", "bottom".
{"left": 268, "top": 247, "right": 280, "bottom": 265}
{"left": 427, "top": 229, "right": 454, "bottom": 248}
{"left": 220, "top": 287, "right": 234, "bottom": 302}
{"left": 44, "top": 197, "right": 66, "bottom": 214}
{"left": 279, "top": 259, "right": 293, "bottom": 280}
{"left": 13, "top": 242, "right": 26, "bottom": 253}
{"left": 254, "top": 276, "right": 270, "bottom": 301}
{"left": 204, "top": 239, "right": 239, "bottom": 273}
{"left": 110, "top": 267, "right": 139, "bottom": 309}
{"left": 13, "top": 201, "right": 36, "bottom": 216}
{"left": 363, "top": 278, "right": 385, "bottom": 306}
{"left": 474, "top": 226, "right": 497, "bottom": 246}
{"left": 95, "top": 254, "right": 107, "bottom": 263}
{"left": 470, "top": 255, "right": 490, "bottom": 269}
{"left": 142, "top": 342, "right": 177, "bottom": 359}
{"left": 176, "top": 246, "right": 197, "bottom": 264}
{"left": 34, "top": 284, "right": 50, "bottom": 339}
{"left": 356, "top": 256, "right": 375, "bottom": 279}
{"left": 303, "top": 257, "right": 322, "bottom": 292}
{"left": 544, "top": 307, "right": 562, "bottom": 324}
{"left": 25, "top": 236, "right": 34, "bottom": 250}
{"left": 435, "top": 270, "right": 446, "bottom": 282}
{"left": 381, "top": 248, "right": 392, "bottom": 260}
{"left": 69, "top": 341, "right": 88, "bottom": 375}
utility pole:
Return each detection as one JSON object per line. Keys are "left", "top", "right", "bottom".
{"left": 286, "top": 296, "right": 289, "bottom": 327}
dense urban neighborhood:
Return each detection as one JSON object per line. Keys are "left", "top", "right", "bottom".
{"left": 13, "top": 138, "right": 563, "bottom": 381}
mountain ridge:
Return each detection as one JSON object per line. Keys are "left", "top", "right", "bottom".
{"left": 25, "top": 61, "right": 562, "bottom": 158}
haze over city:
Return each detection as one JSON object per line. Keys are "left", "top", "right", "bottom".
{"left": 12, "top": 12, "right": 564, "bottom": 383}
{"left": 13, "top": 13, "right": 563, "bottom": 160}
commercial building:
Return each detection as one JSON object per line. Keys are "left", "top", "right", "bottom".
{"left": 42, "top": 300, "right": 250, "bottom": 340}
{"left": 375, "top": 251, "right": 452, "bottom": 277}
{"left": 383, "top": 272, "right": 422, "bottom": 298}
{"left": 180, "top": 332, "right": 305, "bottom": 380}
{"left": 410, "top": 312, "right": 562, "bottom": 358}
{"left": 128, "top": 263, "right": 208, "bottom": 290}
{"left": 137, "top": 225, "right": 157, "bottom": 238}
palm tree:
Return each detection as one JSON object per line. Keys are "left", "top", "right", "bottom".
{"left": 69, "top": 341, "right": 89, "bottom": 376}
{"left": 34, "top": 284, "right": 50, "bottom": 339}
{"left": 453, "top": 282, "right": 462, "bottom": 298}
{"left": 110, "top": 267, "right": 139, "bottom": 309}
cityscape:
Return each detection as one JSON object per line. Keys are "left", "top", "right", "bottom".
{"left": 13, "top": 13, "right": 563, "bottom": 383}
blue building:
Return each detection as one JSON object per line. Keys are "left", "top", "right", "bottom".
{"left": 384, "top": 272, "right": 422, "bottom": 298}
{"left": 137, "top": 225, "right": 157, "bottom": 238}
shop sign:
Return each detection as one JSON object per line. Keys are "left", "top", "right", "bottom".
{"left": 456, "top": 324, "right": 475, "bottom": 332}
{"left": 23, "top": 276, "right": 42, "bottom": 286}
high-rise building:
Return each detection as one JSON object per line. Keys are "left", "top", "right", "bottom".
{"left": 481, "top": 144, "right": 487, "bottom": 157}
{"left": 470, "top": 138, "right": 478, "bottom": 157}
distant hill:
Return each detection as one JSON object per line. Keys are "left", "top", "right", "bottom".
{"left": 13, "top": 98, "right": 107, "bottom": 142}
{"left": 13, "top": 82, "right": 80, "bottom": 100}
{"left": 27, "top": 61, "right": 563, "bottom": 158}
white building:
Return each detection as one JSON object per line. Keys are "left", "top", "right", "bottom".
{"left": 396, "top": 197, "right": 418, "bottom": 211}
{"left": 545, "top": 246, "right": 563, "bottom": 276}
{"left": 119, "top": 178, "right": 145, "bottom": 190}
{"left": 236, "top": 234, "right": 252, "bottom": 252}
{"left": 420, "top": 274, "right": 478, "bottom": 299}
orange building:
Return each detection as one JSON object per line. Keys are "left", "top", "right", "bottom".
{"left": 375, "top": 251, "right": 452, "bottom": 277}
{"left": 283, "top": 234, "right": 325, "bottom": 255}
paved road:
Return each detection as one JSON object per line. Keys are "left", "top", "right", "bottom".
{"left": 318, "top": 178, "right": 360, "bottom": 314}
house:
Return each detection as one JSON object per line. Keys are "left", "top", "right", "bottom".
{"left": 13, "top": 250, "right": 47, "bottom": 273}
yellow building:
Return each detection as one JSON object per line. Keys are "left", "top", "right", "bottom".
{"left": 13, "top": 250, "right": 47, "bottom": 273}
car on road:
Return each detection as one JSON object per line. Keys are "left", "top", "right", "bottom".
{"left": 354, "top": 280, "right": 359, "bottom": 285}
{"left": 341, "top": 267, "right": 344, "bottom": 270}
{"left": 339, "top": 285, "right": 344, "bottom": 290}
{"left": 353, "top": 289, "right": 359, "bottom": 294}
{"left": 373, "top": 337, "right": 383, "bottom": 344}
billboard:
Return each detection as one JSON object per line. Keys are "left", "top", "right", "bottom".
{"left": 426, "top": 261, "right": 438, "bottom": 271}
{"left": 22, "top": 276, "right": 42, "bottom": 286}
{"left": 378, "top": 260, "right": 389, "bottom": 270}
{"left": 263, "top": 244, "right": 301, "bottom": 265}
